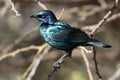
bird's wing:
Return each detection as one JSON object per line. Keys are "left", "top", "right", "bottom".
{"left": 50, "top": 21, "right": 90, "bottom": 43}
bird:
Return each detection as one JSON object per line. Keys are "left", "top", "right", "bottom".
{"left": 30, "top": 10, "right": 111, "bottom": 76}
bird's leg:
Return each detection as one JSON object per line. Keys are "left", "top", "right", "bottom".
{"left": 48, "top": 52, "right": 70, "bottom": 80}
{"left": 53, "top": 52, "right": 69, "bottom": 69}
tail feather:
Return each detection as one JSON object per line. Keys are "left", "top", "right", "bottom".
{"left": 87, "top": 39, "right": 112, "bottom": 48}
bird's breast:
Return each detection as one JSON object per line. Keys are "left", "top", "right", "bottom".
{"left": 40, "top": 26, "right": 56, "bottom": 41}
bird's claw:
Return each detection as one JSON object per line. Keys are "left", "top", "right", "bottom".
{"left": 53, "top": 62, "right": 61, "bottom": 70}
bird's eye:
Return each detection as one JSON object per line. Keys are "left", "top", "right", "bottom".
{"left": 37, "top": 15, "right": 45, "bottom": 18}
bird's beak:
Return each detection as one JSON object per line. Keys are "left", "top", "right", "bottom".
{"left": 30, "top": 15, "right": 36, "bottom": 18}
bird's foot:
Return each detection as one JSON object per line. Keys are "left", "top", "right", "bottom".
{"left": 48, "top": 61, "right": 61, "bottom": 80}
{"left": 53, "top": 53, "right": 70, "bottom": 70}
{"left": 53, "top": 61, "right": 61, "bottom": 70}
{"left": 48, "top": 53, "right": 70, "bottom": 80}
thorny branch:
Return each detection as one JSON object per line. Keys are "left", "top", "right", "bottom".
{"left": 90, "top": 0, "right": 119, "bottom": 79}
{"left": 92, "top": 47, "right": 102, "bottom": 79}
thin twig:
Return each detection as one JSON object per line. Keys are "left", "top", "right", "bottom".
{"left": 0, "top": 45, "right": 41, "bottom": 61}
{"left": 91, "top": 0, "right": 119, "bottom": 35}
{"left": 8, "top": 0, "right": 21, "bottom": 16}
{"left": 93, "top": 47, "right": 102, "bottom": 79}
{"left": 35, "top": 0, "right": 47, "bottom": 10}
{"left": 79, "top": 46, "right": 92, "bottom": 54}
{"left": 81, "top": 12, "right": 120, "bottom": 32}
{"left": 98, "top": 0, "right": 107, "bottom": 8}
{"left": 58, "top": 8, "right": 65, "bottom": 19}
{"left": 107, "top": 12, "right": 120, "bottom": 22}
{"left": 78, "top": 4, "right": 108, "bottom": 22}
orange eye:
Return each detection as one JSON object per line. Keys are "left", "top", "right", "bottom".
{"left": 41, "top": 15, "right": 45, "bottom": 18}
{"left": 37, "top": 15, "right": 45, "bottom": 18}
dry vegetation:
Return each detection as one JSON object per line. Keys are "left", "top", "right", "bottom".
{"left": 0, "top": 0, "right": 120, "bottom": 80}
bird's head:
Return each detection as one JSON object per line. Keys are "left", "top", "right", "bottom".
{"left": 30, "top": 10, "right": 57, "bottom": 24}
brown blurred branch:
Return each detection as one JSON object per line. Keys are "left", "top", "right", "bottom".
{"left": 22, "top": 43, "right": 49, "bottom": 80}
{"left": 35, "top": 0, "right": 47, "bottom": 10}
{"left": 1, "top": 26, "right": 39, "bottom": 54}
{"left": 81, "top": 12, "right": 120, "bottom": 32}
{"left": 81, "top": 48, "right": 93, "bottom": 80}
{"left": 0, "top": 44, "right": 47, "bottom": 61}
{"left": 91, "top": 0, "right": 119, "bottom": 35}
{"left": 107, "top": 12, "right": 120, "bottom": 22}
{"left": 58, "top": 8, "right": 65, "bottom": 19}
{"left": 98, "top": 0, "right": 107, "bottom": 8}
{"left": 78, "top": 46, "right": 93, "bottom": 80}
{"left": 77, "top": 0, "right": 108, "bottom": 22}
{"left": 0, "top": 0, "right": 10, "bottom": 19}
{"left": 81, "top": 1, "right": 120, "bottom": 34}
{"left": 108, "top": 67, "right": 120, "bottom": 80}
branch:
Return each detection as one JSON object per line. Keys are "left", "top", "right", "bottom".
{"left": 58, "top": 8, "right": 65, "bottom": 19}
{"left": 98, "top": 0, "right": 107, "bottom": 8}
{"left": 8, "top": 0, "right": 21, "bottom": 16}
{"left": 92, "top": 47, "right": 102, "bottom": 79}
{"left": 22, "top": 43, "right": 50, "bottom": 80}
{"left": 35, "top": 0, "right": 47, "bottom": 10}
{"left": 91, "top": 0, "right": 119, "bottom": 35}
{"left": 0, "top": 43, "right": 48, "bottom": 61}
{"left": 81, "top": 12, "right": 120, "bottom": 32}
{"left": 107, "top": 12, "right": 120, "bottom": 22}
{"left": 81, "top": 48, "right": 93, "bottom": 80}
{"left": 1, "top": 0, "right": 49, "bottom": 54}
{"left": 0, "top": 0, "right": 10, "bottom": 19}
{"left": 89, "top": 0, "right": 119, "bottom": 79}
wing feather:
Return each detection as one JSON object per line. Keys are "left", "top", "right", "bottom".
{"left": 49, "top": 21, "right": 90, "bottom": 43}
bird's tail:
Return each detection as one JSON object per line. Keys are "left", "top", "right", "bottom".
{"left": 87, "top": 39, "right": 112, "bottom": 48}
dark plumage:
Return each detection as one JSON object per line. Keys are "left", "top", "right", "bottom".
{"left": 31, "top": 10, "right": 111, "bottom": 55}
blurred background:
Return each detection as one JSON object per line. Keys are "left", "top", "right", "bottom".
{"left": 0, "top": 0, "right": 120, "bottom": 80}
